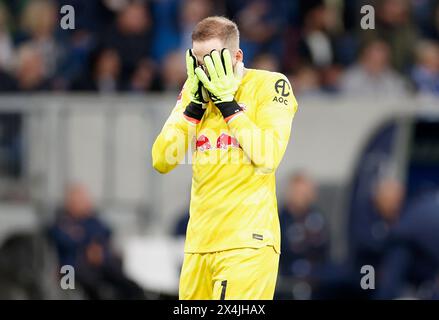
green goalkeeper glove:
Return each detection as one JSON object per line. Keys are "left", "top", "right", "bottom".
{"left": 183, "top": 49, "right": 209, "bottom": 124}
{"left": 195, "top": 49, "right": 244, "bottom": 121}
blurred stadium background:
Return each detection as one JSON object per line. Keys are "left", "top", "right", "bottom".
{"left": 0, "top": 0, "right": 439, "bottom": 299}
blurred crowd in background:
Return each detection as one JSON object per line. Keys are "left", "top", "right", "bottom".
{"left": 274, "top": 172, "right": 439, "bottom": 299}
{"left": 0, "top": 0, "right": 438, "bottom": 96}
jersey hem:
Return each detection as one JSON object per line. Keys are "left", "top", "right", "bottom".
{"left": 184, "top": 243, "right": 280, "bottom": 255}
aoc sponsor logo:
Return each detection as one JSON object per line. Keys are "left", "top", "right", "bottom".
{"left": 273, "top": 79, "right": 290, "bottom": 106}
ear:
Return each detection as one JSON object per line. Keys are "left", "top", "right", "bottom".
{"left": 235, "top": 49, "right": 243, "bottom": 63}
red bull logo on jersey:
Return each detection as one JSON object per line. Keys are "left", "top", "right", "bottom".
{"left": 217, "top": 133, "right": 240, "bottom": 150}
{"left": 196, "top": 133, "right": 240, "bottom": 152}
{"left": 196, "top": 135, "right": 211, "bottom": 151}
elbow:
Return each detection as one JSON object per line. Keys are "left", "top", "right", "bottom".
{"left": 254, "top": 161, "right": 277, "bottom": 175}
{"left": 152, "top": 142, "right": 170, "bottom": 174}
{"left": 253, "top": 151, "right": 282, "bottom": 174}
{"left": 250, "top": 144, "right": 282, "bottom": 175}
{"left": 152, "top": 151, "right": 169, "bottom": 174}
{"left": 152, "top": 158, "right": 169, "bottom": 174}
{"left": 255, "top": 166, "right": 275, "bottom": 175}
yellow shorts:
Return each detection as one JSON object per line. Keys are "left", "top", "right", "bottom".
{"left": 179, "top": 246, "right": 279, "bottom": 300}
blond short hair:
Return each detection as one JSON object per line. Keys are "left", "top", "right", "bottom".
{"left": 192, "top": 16, "right": 240, "bottom": 51}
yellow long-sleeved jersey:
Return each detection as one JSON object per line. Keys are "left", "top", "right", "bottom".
{"left": 152, "top": 68, "right": 298, "bottom": 254}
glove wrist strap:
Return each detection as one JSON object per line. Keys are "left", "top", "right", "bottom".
{"left": 183, "top": 102, "right": 205, "bottom": 124}
{"left": 216, "top": 100, "right": 243, "bottom": 122}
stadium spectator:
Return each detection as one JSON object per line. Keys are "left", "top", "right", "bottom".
{"left": 362, "top": 0, "right": 417, "bottom": 72}
{"left": 352, "top": 177, "right": 405, "bottom": 269}
{"left": 296, "top": 3, "right": 338, "bottom": 69}
{"left": 71, "top": 48, "right": 122, "bottom": 92}
{"left": 411, "top": 40, "right": 439, "bottom": 96}
{"left": 320, "top": 64, "right": 343, "bottom": 93}
{"left": 13, "top": 44, "right": 50, "bottom": 91}
{"left": 316, "top": 176, "right": 408, "bottom": 300}
{"left": 54, "top": 30, "right": 96, "bottom": 90}
{"left": 233, "top": 0, "right": 285, "bottom": 65}
{"left": 287, "top": 2, "right": 347, "bottom": 94}
{"left": 126, "top": 58, "right": 161, "bottom": 92}
{"left": 49, "top": 183, "right": 145, "bottom": 299}
{"left": 287, "top": 66, "right": 321, "bottom": 96}
{"left": 279, "top": 172, "right": 330, "bottom": 299}
{"left": 0, "top": 0, "right": 435, "bottom": 95}
{"left": 99, "top": 1, "right": 153, "bottom": 82}
{"left": 18, "top": 0, "right": 62, "bottom": 80}
{"left": 250, "top": 52, "right": 280, "bottom": 72}
{"left": 375, "top": 191, "right": 439, "bottom": 299}
{"left": 340, "top": 39, "right": 408, "bottom": 97}
{"left": 54, "top": 0, "right": 111, "bottom": 89}
{"left": 161, "top": 50, "right": 186, "bottom": 91}
{"left": 179, "top": 0, "right": 214, "bottom": 53}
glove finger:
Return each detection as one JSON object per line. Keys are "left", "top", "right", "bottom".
{"left": 200, "top": 85, "right": 209, "bottom": 106}
{"left": 211, "top": 50, "right": 225, "bottom": 77}
{"left": 195, "top": 66, "right": 211, "bottom": 88}
{"left": 186, "top": 49, "right": 197, "bottom": 78}
{"left": 203, "top": 54, "right": 218, "bottom": 81}
{"left": 221, "top": 49, "right": 234, "bottom": 77}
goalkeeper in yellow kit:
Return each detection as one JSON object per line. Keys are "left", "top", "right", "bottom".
{"left": 152, "top": 16, "right": 298, "bottom": 300}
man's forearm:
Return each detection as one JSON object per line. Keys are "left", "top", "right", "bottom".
{"left": 227, "top": 112, "right": 290, "bottom": 174}
{"left": 152, "top": 114, "right": 196, "bottom": 174}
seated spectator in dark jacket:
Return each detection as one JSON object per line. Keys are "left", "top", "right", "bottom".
{"left": 352, "top": 177, "right": 405, "bottom": 269}
{"left": 279, "top": 172, "right": 330, "bottom": 298}
{"left": 49, "top": 183, "right": 144, "bottom": 299}
{"left": 125, "top": 58, "right": 162, "bottom": 93}
{"left": 296, "top": 3, "right": 338, "bottom": 69}
{"left": 99, "top": 2, "right": 153, "bottom": 82}
{"left": 71, "top": 48, "right": 123, "bottom": 93}
{"left": 376, "top": 192, "right": 439, "bottom": 299}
